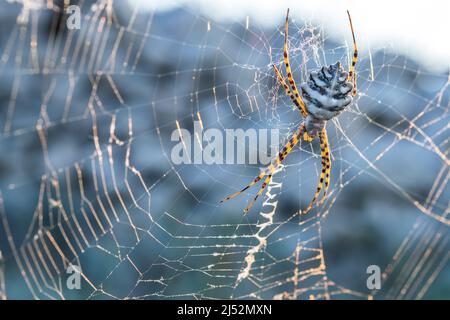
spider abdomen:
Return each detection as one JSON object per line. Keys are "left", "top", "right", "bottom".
{"left": 301, "top": 61, "right": 353, "bottom": 123}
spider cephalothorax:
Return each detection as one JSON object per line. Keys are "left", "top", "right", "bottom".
{"left": 302, "top": 62, "right": 354, "bottom": 137}
{"left": 221, "top": 9, "right": 358, "bottom": 214}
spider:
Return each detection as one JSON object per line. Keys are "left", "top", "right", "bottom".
{"left": 220, "top": 9, "right": 358, "bottom": 214}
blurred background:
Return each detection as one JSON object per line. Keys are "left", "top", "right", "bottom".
{"left": 0, "top": 0, "right": 449, "bottom": 300}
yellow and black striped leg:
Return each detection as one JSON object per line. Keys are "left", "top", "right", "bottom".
{"left": 302, "top": 128, "right": 331, "bottom": 214}
{"left": 243, "top": 174, "right": 272, "bottom": 214}
{"left": 274, "top": 124, "right": 304, "bottom": 166}
{"left": 221, "top": 125, "right": 305, "bottom": 214}
{"left": 351, "top": 73, "right": 357, "bottom": 97}
{"left": 302, "top": 130, "right": 326, "bottom": 214}
{"left": 243, "top": 125, "right": 305, "bottom": 213}
{"left": 272, "top": 65, "right": 307, "bottom": 117}
{"left": 346, "top": 10, "right": 358, "bottom": 97}
{"left": 283, "top": 9, "right": 308, "bottom": 117}
{"left": 220, "top": 170, "right": 267, "bottom": 204}
{"left": 319, "top": 128, "right": 331, "bottom": 205}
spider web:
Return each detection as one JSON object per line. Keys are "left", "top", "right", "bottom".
{"left": 0, "top": 0, "right": 449, "bottom": 300}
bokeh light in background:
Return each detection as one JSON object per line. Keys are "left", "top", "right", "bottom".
{"left": 138, "top": 0, "right": 450, "bottom": 72}
{"left": 0, "top": 0, "right": 448, "bottom": 300}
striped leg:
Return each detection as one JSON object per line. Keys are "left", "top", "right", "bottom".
{"left": 243, "top": 174, "right": 272, "bottom": 214}
{"left": 274, "top": 124, "right": 305, "bottom": 166}
{"left": 272, "top": 65, "right": 307, "bottom": 117}
{"left": 220, "top": 170, "right": 266, "bottom": 203}
{"left": 221, "top": 125, "right": 305, "bottom": 213}
{"left": 302, "top": 129, "right": 328, "bottom": 214}
{"left": 318, "top": 128, "right": 331, "bottom": 205}
{"left": 283, "top": 9, "right": 308, "bottom": 116}
{"left": 346, "top": 10, "right": 358, "bottom": 96}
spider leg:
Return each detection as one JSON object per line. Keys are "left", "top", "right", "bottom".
{"left": 219, "top": 170, "right": 267, "bottom": 203}
{"left": 244, "top": 125, "right": 305, "bottom": 213}
{"left": 283, "top": 9, "right": 308, "bottom": 117}
{"left": 319, "top": 128, "right": 331, "bottom": 205}
{"left": 346, "top": 10, "right": 358, "bottom": 96}
{"left": 221, "top": 125, "right": 305, "bottom": 213}
{"left": 243, "top": 174, "right": 272, "bottom": 214}
{"left": 274, "top": 124, "right": 304, "bottom": 166}
{"left": 302, "top": 129, "right": 328, "bottom": 214}
{"left": 272, "top": 65, "right": 307, "bottom": 117}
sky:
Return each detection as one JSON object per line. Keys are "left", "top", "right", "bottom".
{"left": 134, "top": 0, "right": 450, "bottom": 73}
